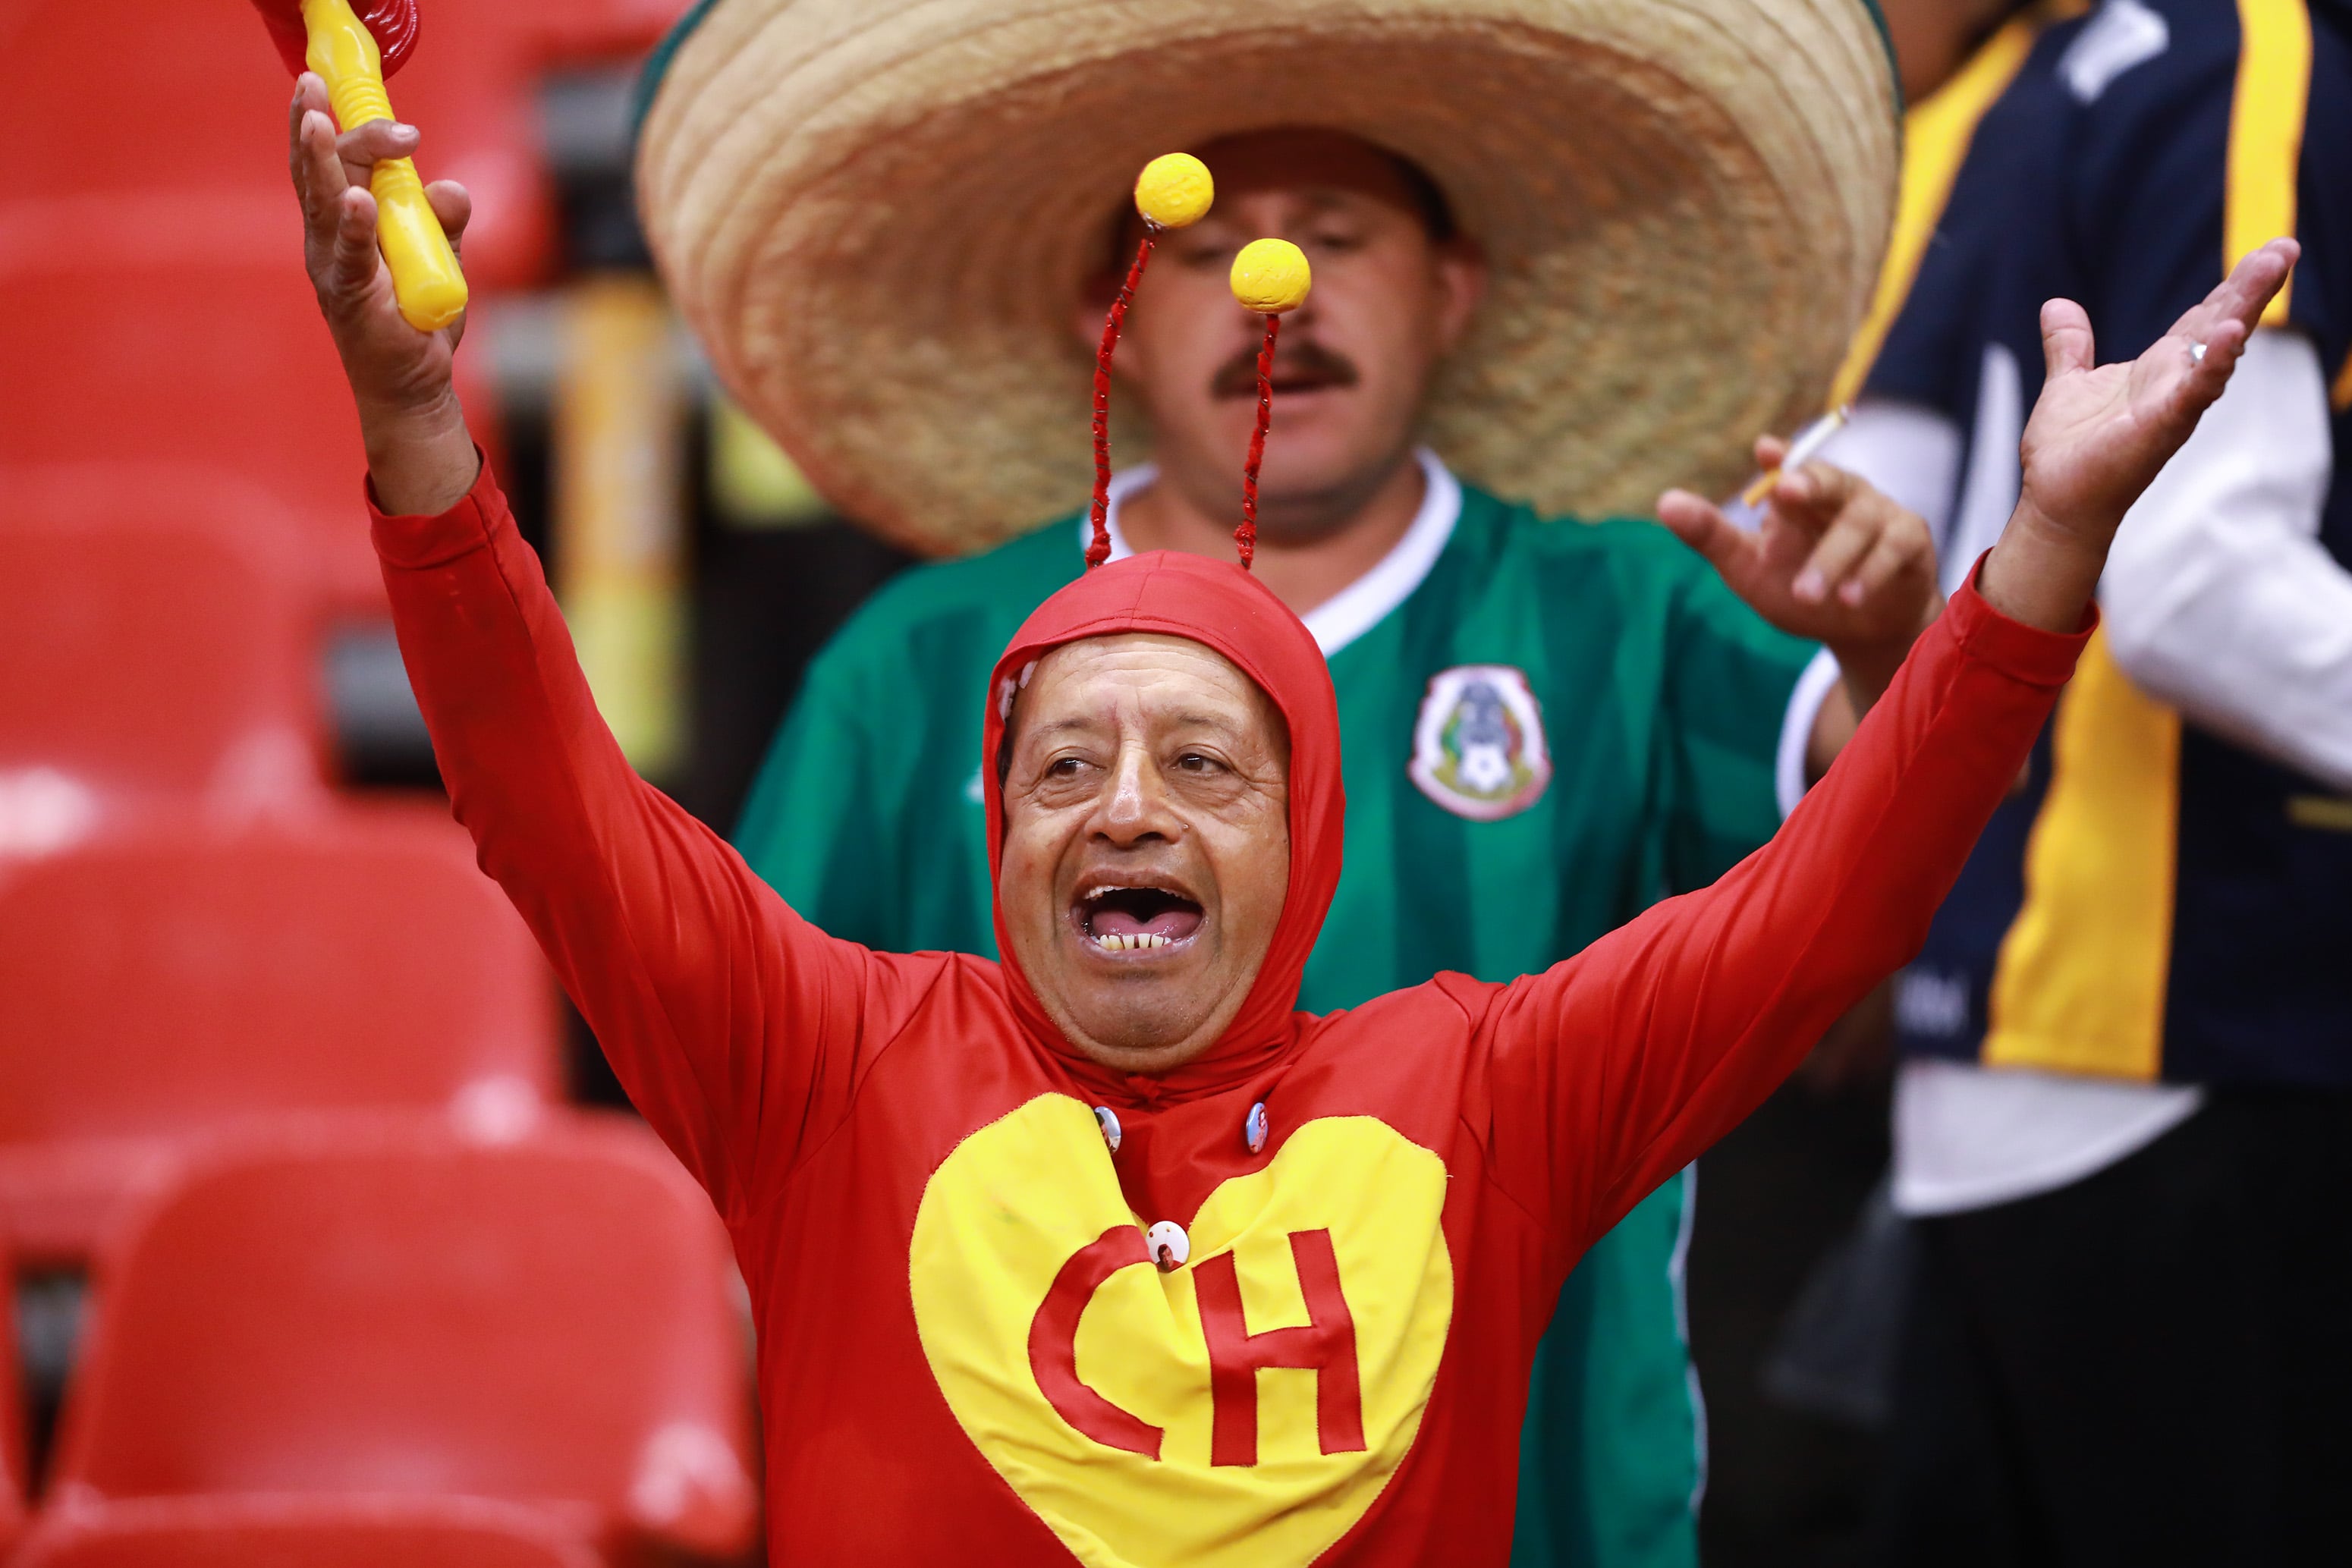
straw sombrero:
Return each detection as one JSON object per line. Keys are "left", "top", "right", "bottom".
{"left": 636, "top": 0, "right": 1898, "bottom": 557}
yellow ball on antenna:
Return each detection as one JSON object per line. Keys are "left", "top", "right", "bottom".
{"left": 1230, "top": 237, "right": 1311, "bottom": 314}
{"left": 1134, "top": 153, "right": 1213, "bottom": 229}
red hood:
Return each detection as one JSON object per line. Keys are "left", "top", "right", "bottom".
{"left": 982, "top": 551, "right": 1344, "bottom": 1102}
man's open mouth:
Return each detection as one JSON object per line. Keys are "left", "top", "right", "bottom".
{"left": 1074, "top": 884, "right": 1206, "bottom": 954}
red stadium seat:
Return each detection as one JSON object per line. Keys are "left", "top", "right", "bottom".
{"left": 0, "top": 243, "right": 508, "bottom": 617}
{"left": 0, "top": 0, "right": 553, "bottom": 292}
{"left": 41, "top": 1120, "right": 758, "bottom": 1561}
{"left": 0, "top": 2, "right": 300, "bottom": 209}
{"left": 0, "top": 467, "right": 328, "bottom": 827}
{"left": 494, "top": 0, "right": 695, "bottom": 61}
{"left": 0, "top": 814, "right": 560, "bottom": 1264}
{"left": 14, "top": 1494, "right": 599, "bottom": 1568}
{"left": 0, "top": 242, "right": 394, "bottom": 612}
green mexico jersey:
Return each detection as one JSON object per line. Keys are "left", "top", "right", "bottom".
{"left": 736, "top": 470, "right": 1815, "bottom": 1568}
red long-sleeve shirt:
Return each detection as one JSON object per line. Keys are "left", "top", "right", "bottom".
{"left": 374, "top": 460, "right": 2086, "bottom": 1566}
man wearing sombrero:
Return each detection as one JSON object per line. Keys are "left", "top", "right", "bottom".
{"left": 699, "top": 3, "right": 1932, "bottom": 1557}
{"left": 287, "top": 2, "right": 2293, "bottom": 1552}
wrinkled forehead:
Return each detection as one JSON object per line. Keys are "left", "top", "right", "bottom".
{"left": 1003, "top": 632, "right": 1290, "bottom": 762}
{"left": 1099, "top": 128, "right": 1457, "bottom": 273}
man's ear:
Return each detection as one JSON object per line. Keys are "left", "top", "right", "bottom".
{"left": 1071, "top": 281, "right": 1156, "bottom": 390}
{"left": 1071, "top": 280, "right": 1115, "bottom": 354}
{"left": 1432, "top": 238, "right": 1489, "bottom": 354}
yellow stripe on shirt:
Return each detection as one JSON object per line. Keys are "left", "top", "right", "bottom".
{"left": 2288, "top": 795, "right": 2352, "bottom": 833}
{"left": 2227, "top": 0, "right": 2313, "bottom": 325}
{"left": 1983, "top": 632, "right": 2181, "bottom": 1080}
{"left": 1828, "top": 12, "right": 2057, "bottom": 407}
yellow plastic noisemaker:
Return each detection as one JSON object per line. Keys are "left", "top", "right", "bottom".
{"left": 301, "top": 0, "right": 467, "bottom": 331}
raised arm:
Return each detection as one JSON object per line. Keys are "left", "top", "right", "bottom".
{"left": 1476, "top": 240, "right": 2301, "bottom": 1262}
{"left": 289, "top": 76, "right": 897, "bottom": 1219}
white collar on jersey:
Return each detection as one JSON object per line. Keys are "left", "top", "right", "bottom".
{"left": 1080, "top": 447, "right": 1463, "bottom": 658}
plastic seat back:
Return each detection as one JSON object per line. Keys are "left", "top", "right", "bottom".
{"left": 49, "top": 1121, "right": 756, "bottom": 1557}
{"left": 0, "top": 815, "right": 560, "bottom": 1259}
{"left": 0, "top": 243, "right": 386, "bottom": 608}
{"left": 497, "top": 0, "right": 693, "bottom": 60}
{"left": 0, "top": 0, "right": 294, "bottom": 208}
{"left": 0, "top": 468, "right": 324, "bottom": 827}
{"left": 15, "top": 1494, "right": 599, "bottom": 1568}
{"left": 0, "top": 0, "right": 552, "bottom": 291}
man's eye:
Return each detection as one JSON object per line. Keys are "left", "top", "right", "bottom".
{"left": 1309, "top": 230, "right": 1364, "bottom": 256}
{"left": 1177, "top": 753, "right": 1220, "bottom": 773}
{"left": 1046, "top": 757, "right": 1087, "bottom": 778}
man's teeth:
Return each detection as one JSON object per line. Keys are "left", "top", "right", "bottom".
{"left": 1093, "top": 932, "right": 1176, "bottom": 952}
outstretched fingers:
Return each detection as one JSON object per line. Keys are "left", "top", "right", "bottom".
{"left": 2183, "top": 237, "right": 2299, "bottom": 346}
{"left": 2039, "top": 297, "right": 2096, "bottom": 382}
{"left": 2134, "top": 240, "right": 2297, "bottom": 432}
{"left": 1659, "top": 488, "right": 1758, "bottom": 590}
{"left": 1839, "top": 518, "right": 1933, "bottom": 609}
{"left": 1779, "top": 464, "right": 1884, "bottom": 602}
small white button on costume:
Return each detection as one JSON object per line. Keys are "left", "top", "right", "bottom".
{"left": 1146, "top": 1221, "right": 1189, "bottom": 1271}
{"left": 1093, "top": 1105, "right": 1122, "bottom": 1154}
{"left": 1244, "top": 1101, "right": 1269, "bottom": 1155}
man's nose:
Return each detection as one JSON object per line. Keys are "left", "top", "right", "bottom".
{"left": 1094, "top": 746, "right": 1178, "bottom": 846}
{"left": 1237, "top": 289, "right": 1316, "bottom": 337}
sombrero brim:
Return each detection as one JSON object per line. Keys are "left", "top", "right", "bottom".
{"left": 638, "top": 0, "right": 1898, "bottom": 556}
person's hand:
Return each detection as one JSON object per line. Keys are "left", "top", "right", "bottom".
{"left": 2020, "top": 237, "right": 2297, "bottom": 542}
{"left": 288, "top": 71, "right": 480, "bottom": 515}
{"left": 1982, "top": 239, "right": 2298, "bottom": 630}
{"left": 1657, "top": 443, "right": 1941, "bottom": 701}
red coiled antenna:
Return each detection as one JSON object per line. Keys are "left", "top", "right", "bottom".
{"left": 1226, "top": 237, "right": 1311, "bottom": 573}
{"left": 1088, "top": 230, "right": 1156, "bottom": 568}
{"left": 1237, "top": 313, "right": 1280, "bottom": 570}
{"left": 1089, "top": 153, "right": 1215, "bottom": 570}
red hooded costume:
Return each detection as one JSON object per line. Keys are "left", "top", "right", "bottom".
{"left": 375, "top": 461, "right": 2087, "bottom": 1567}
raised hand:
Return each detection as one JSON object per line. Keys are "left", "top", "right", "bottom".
{"left": 1979, "top": 239, "right": 2298, "bottom": 632}
{"left": 2019, "top": 238, "right": 2297, "bottom": 539}
{"left": 288, "top": 71, "right": 480, "bottom": 515}
{"left": 1656, "top": 441, "right": 1941, "bottom": 707}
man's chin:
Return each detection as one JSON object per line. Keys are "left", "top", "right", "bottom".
{"left": 1055, "top": 988, "right": 1222, "bottom": 1072}
{"left": 1239, "top": 426, "right": 1414, "bottom": 522}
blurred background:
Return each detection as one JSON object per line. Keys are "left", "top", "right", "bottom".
{"left": 0, "top": 2, "right": 1947, "bottom": 1563}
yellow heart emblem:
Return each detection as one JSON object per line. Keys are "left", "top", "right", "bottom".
{"left": 910, "top": 1095, "right": 1453, "bottom": 1568}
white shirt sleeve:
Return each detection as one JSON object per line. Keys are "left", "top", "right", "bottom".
{"left": 2100, "top": 330, "right": 2352, "bottom": 791}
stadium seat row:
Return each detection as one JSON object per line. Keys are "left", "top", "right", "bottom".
{"left": 2, "top": 5, "right": 732, "bottom": 1560}
{"left": 4, "top": 1118, "right": 756, "bottom": 1566}
{"left": 0, "top": 0, "right": 684, "bottom": 614}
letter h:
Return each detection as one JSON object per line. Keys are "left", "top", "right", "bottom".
{"left": 1194, "top": 1228, "right": 1367, "bottom": 1467}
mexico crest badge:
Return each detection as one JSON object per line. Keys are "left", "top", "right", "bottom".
{"left": 1408, "top": 665, "right": 1551, "bottom": 821}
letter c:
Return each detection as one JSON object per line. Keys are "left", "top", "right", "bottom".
{"left": 1027, "top": 1226, "right": 1164, "bottom": 1459}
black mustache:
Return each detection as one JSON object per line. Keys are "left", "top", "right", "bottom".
{"left": 1210, "top": 338, "right": 1361, "bottom": 400}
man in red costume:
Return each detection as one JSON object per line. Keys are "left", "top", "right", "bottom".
{"left": 288, "top": 74, "right": 2296, "bottom": 1568}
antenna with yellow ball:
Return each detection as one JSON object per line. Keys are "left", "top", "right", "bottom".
{"left": 1088, "top": 153, "right": 1217, "bottom": 567}
{"left": 1228, "top": 237, "right": 1311, "bottom": 570}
